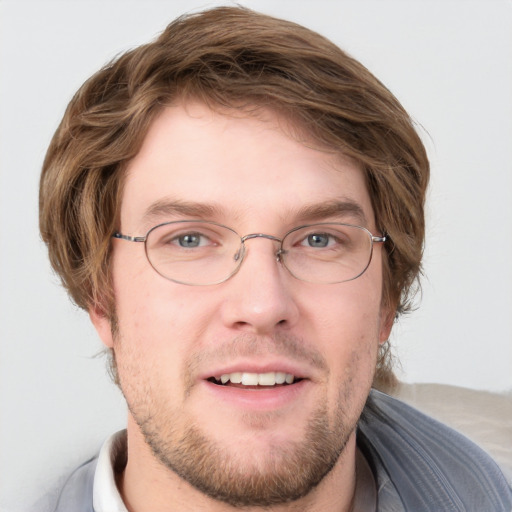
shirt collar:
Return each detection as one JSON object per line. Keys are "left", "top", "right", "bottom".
{"left": 93, "top": 430, "right": 129, "bottom": 512}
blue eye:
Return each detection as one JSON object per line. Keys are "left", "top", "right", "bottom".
{"left": 304, "top": 233, "right": 332, "bottom": 248}
{"left": 153, "top": 224, "right": 223, "bottom": 251}
{"left": 178, "top": 233, "right": 203, "bottom": 248}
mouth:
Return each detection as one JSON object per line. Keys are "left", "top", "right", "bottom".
{"left": 201, "top": 368, "right": 310, "bottom": 410}
{"left": 207, "top": 371, "right": 303, "bottom": 389}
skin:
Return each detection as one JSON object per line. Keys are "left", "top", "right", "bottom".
{"left": 91, "top": 102, "right": 394, "bottom": 512}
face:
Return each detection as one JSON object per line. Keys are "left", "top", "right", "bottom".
{"left": 92, "top": 102, "right": 393, "bottom": 507}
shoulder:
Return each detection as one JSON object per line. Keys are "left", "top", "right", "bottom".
{"left": 359, "top": 389, "right": 512, "bottom": 512}
{"left": 28, "top": 456, "right": 97, "bottom": 512}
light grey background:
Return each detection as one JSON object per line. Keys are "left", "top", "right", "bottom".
{"left": 1, "top": 0, "right": 511, "bottom": 509}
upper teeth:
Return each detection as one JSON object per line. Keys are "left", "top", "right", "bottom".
{"left": 217, "top": 372, "right": 295, "bottom": 386}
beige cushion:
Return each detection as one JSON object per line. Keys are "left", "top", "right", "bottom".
{"left": 393, "top": 383, "right": 512, "bottom": 485}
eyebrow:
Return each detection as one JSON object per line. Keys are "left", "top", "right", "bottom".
{"left": 294, "top": 199, "right": 368, "bottom": 226}
{"left": 142, "top": 199, "right": 223, "bottom": 224}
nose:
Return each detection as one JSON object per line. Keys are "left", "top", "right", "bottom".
{"left": 219, "top": 236, "right": 300, "bottom": 334}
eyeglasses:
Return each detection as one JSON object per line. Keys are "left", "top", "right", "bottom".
{"left": 113, "top": 220, "right": 386, "bottom": 286}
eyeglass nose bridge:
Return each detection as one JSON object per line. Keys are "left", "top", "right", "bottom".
{"left": 237, "top": 233, "right": 284, "bottom": 263}
{"left": 241, "top": 233, "right": 282, "bottom": 243}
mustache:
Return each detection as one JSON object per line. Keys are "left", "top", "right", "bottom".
{"left": 184, "top": 332, "right": 329, "bottom": 384}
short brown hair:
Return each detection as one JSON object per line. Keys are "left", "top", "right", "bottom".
{"left": 40, "top": 6, "right": 429, "bottom": 388}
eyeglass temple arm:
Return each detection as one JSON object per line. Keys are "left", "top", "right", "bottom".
{"left": 372, "top": 235, "right": 386, "bottom": 243}
{"left": 113, "top": 232, "right": 146, "bottom": 243}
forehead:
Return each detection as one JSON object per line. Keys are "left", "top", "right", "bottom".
{"left": 121, "top": 102, "right": 375, "bottom": 232}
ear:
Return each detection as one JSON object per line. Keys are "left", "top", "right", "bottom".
{"left": 378, "top": 306, "right": 395, "bottom": 344}
{"left": 89, "top": 304, "right": 114, "bottom": 348}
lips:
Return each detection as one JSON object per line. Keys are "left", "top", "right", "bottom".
{"left": 200, "top": 363, "right": 310, "bottom": 410}
{"left": 209, "top": 371, "right": 297, "bottom": 387}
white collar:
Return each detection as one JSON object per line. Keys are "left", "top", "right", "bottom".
{"left": 93, "top": 430, "right": 129, "bottom": 512}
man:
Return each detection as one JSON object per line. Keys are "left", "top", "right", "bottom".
{"left": 37, "top": 6, "right": 512, "bottom": 512}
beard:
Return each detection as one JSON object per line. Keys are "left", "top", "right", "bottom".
{"left": 113, "top": 332, "right": 363, "bottom": 508}
{"left": 136, "top": 398, "right": 349, "bottom": 507}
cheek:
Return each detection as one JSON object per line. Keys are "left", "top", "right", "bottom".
{"left": 321, "top": 310, "right": 380, "bottom": 427}
{"left": 111, "top": 245, "right": 188, "bottom": 333}
{"left": 307, "top": 275, "right": 383, "bottom": 342}
{"left": 306, "top": 278, "right": 382, "bottom": 391}
{"left": 325, "top": 322, "right": 380, "bottom": 390}
{"left": 110, "top": 254, "right": 218, "bottom": 388}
